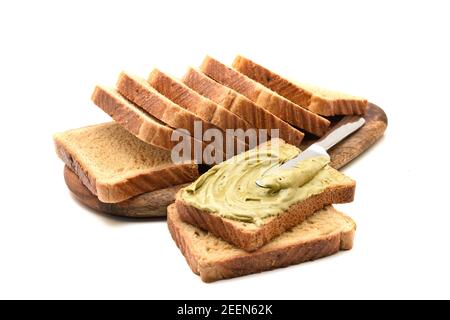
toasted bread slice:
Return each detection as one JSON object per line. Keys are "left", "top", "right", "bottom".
{"left": 182, "top": 67, "right": 304, "bottom": 146}
{"left": 54, "top": 123, "right": 199, "bottom": 203}
{"left": 168, "top": 204, "right": 356, "bottom": 282}
{"left": 116, "top": 72, "right": 219, "bottom": 137}
{"left": 91, "top": 85, "right": 214, "bottom": 163}
{"left": 115, "top": 72, "right": 227, "bottom": 162}
{"left": 175, "top": 139, "right": 355, "bottom": 251}
{"left": 92, "top": 86, "right": 180, "bottom": 151}
{"left": 200, "top": 56, "right": 330, "bottom": 136}
{"left": 233, "top": 55, "right": 368, "bottom": 116}
{"left": 147, "top": 69, "right": 254, "bottom": 150}
{"left": 293, "top": 82, "right": 368, "bottom": 116}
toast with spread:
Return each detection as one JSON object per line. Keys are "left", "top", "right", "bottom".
{"left": 175, "top": 139, "right": 355, "bottom": 251}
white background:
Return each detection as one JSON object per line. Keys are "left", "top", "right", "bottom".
{"left": 0, "top": 0, "right": 449, "bottom": 299}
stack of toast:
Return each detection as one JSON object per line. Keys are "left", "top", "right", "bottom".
{"left": 170, "top": 139, "right": 357, "bottom": 282}
{"left": 54, "top": 55, "right": 368, "bottom": 217}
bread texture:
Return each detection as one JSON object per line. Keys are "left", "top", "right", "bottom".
{"left": 115, "top": 71, "right": 228, "bottom": 163}
{"left": 91, "top": 85, "right": 182, "bottom": 151}
{"left": 294, "top": 83, "right": 368, "bottom": 116}
{"left": 54, "top": 122, "right": 199, "bottom": 203}
{"left": 233, "top": 55, "right": 368, "bottom": 116}
{"left": 91, "top": 85, "right": 215, "bottom": 162}
{"left": 200, "top": 56, "right": 330, "bottom": 136}
{"left": 182, "top": 67, "right": 304, "bottom": 146}
{"left": 168, "top": 204, "right": 356, "bottom": 282}
{"left": 116, "top": 72, "right": 218, "bottom": 136}
{"left": 148, "top": 69, "right": 253, "bottom": 151}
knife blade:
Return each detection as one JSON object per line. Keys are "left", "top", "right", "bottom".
{"left": 256, "top": 116, "right": 366, "bottom": 188}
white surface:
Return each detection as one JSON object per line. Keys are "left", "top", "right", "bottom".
{"left": 0, "top": 0, "right": 449, "bottom": 299}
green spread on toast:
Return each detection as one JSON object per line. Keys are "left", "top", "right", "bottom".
{"left": 181, "top": 142, "right": 351, "bottom": 225}
{"left": 257, "top": 156, "right": 330, "bottom": 192}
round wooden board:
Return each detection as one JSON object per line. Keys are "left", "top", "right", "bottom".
{"left": 64, "top": 166, "right": 187, "bottom": 218}
{"left": 301, "top": 103, "right": 388, "bottom": 169}
{"left": 64, "top": 103, "right": 387, "bottom": 217}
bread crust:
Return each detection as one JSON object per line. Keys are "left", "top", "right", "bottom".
{"left": 116, "top": 72, "right": 218, "bottom": 136}
{"left": 116, "top": 72, "right": 230, "bottom": 161}
{"left": 55, "top": 137, "right": 199, "bottom": 203}
{"left": 167, "top": 204, "right": 356, "bottom": 282}
{"left": 147, "top": 69, "right": 252, "bottom": 149}
{"left": 182, "top": 68, "right": 305, "bottom": 146}
{"left": 200, "top": 56, "right": 330, "bottom": 136}
{"left": 233, "top": 55, "right": 368, "bottom": 116}
{"left": 175, "top": 182, "right": 355, "bottom": 252}
{"left": 308, "top": 95, "right": 368, "bottom": 116}
{"left": 233, "top": 55, "right": 312, "bottom": 108}
{"left": 91, "top": 86, "right": 178, "bottom": 151}
{"left": 91, "top": 85, "right": 217, "bottom": 162}
{"left": 148, "top": 69, "right": 251, "bottom": 154}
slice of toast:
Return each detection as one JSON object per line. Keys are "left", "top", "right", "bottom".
{"left": 233, "top": 55, "right": 368, "bottom": 116}
{"left": 91, "top": 85, "right": 212, "bottom": 163}
{"left": 200, "top": 56, "right": 331, "bottom": 136}
{"left": 175, "top": 139, "right": 355, "bottom": 251}
{"left": 147, "top": 69, "right": 252, "bottom": 150}
{"left": 293, "top": 82, "right": 369, "bottom": 116}
{"left": 168, "top": 204, "right": 356, "bottom": 282}
{"left": 116, "top": 72, "right": 219, "bottom": 137}
{"left": 54, "top": 123, "right": 199, "bottom": 203}
{"left": 91, "top": 85, "right": 180, "bottom": 151}
{"left": 182, "top": 67, "right": 305, "bottom": 146}
{"left": 116, "top": 72, "right": 227, "bottom": 162}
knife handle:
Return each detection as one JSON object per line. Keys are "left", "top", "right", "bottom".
{"left": 316, "top": 116, "right": 366, "bottom": 150}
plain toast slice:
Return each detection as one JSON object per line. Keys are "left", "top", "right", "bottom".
{"left": 233, "top": 55, "right": 368, "bottom": 116}
{"left": 116, "top": 72, "right": 227, "bottom": 162}
{"left": 54, "top": 123, "right": 199, "bottom": 203}
{"left": 147, "top": 69, "right": 252, "bottom": 151}
{"left": 168, "top": 204, "right": 356, "bottom": 282}
{"left": 182, "top": 67, "right": 304, "bottom": 146}
{"left": 116, "top": 72, "right": 219, "bottom": 137}
{"left": 200, "top": 56, "right": 330, "bottom": 136}
{"left": 91, "top": 85, "right": 211, "bottom": 162}
{"left": 292, "top": 82, "right": 369, "bottom": 116}
{"left": 92, "top": 85, "right": 179, "bottom": 151}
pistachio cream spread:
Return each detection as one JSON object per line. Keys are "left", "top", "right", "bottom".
{"left": 181, "top": 143, "right": 351, "bottom": 225}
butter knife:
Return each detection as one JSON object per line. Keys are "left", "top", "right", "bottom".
{"left": 256, "top": 116, "right": 366, "bottom": 188}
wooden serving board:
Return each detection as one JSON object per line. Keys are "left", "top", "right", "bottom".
{"left": 64, "top": 103, "right": 387, "bottom": 218}
{"left": 64, "top": 167, "right": 188, "bottom": 218}
{"left": 301, "top": 102, "right": 388, "bottom": 169}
